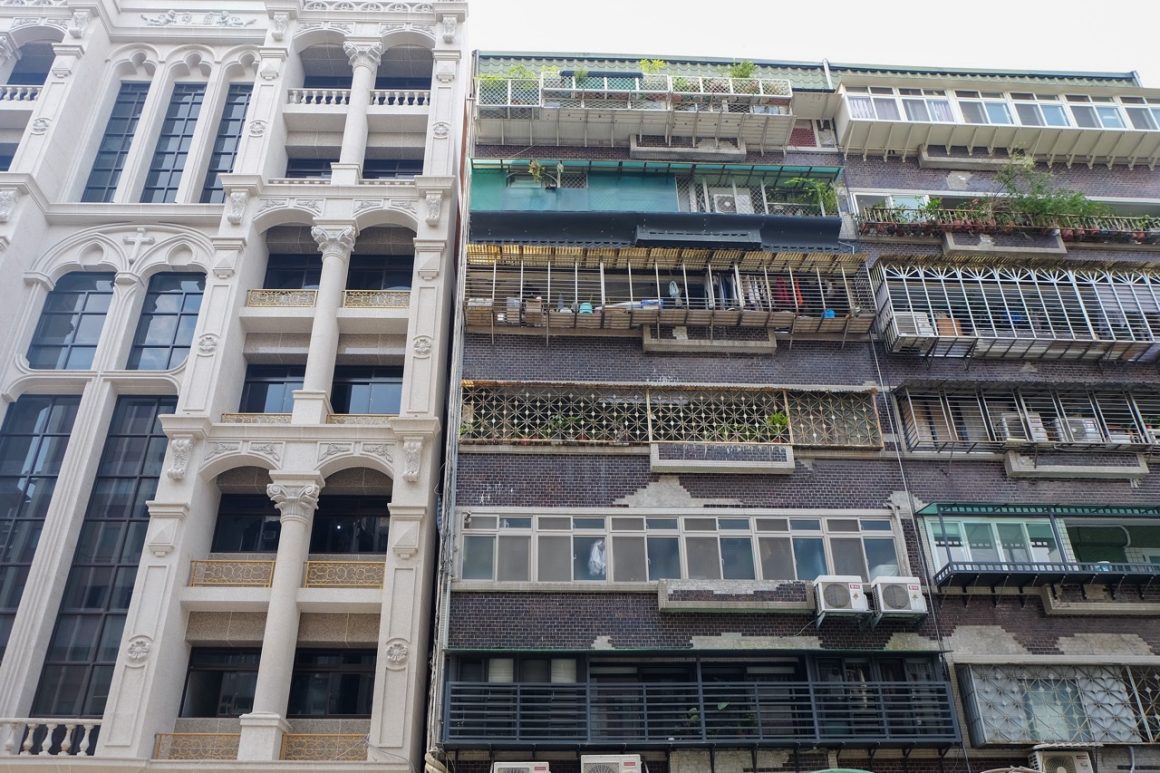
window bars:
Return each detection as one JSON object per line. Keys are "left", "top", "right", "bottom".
{"left": 465, "top": 245, "right": 874, "bottom": 336}
{"left": 961, "top": 664, "right": 1160, "bottom": 745}
{"left": 873, "top": 261, "right": 1160, "bottom": 361}
{"left": 459, "top": 382, "right": 882, "bottom": 449}
{"left": 897, "top": 385, "right": 1160, "bottom": 452}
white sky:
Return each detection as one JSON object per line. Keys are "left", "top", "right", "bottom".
{"left": 468, "top": 0, "right": 1160, "bottom": 87}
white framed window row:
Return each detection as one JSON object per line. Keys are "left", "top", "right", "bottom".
{"left": 844, "top": 87, "right": 1160, "bottom": 132}
{"left": 458, "top": 511, "right": 906, "bottom": 584}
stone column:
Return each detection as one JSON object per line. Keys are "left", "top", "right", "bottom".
{"left": 331, "top": 40, "right": 381, "bottom": 185}
{"left": 237, "top": 476, "right": 321, "bottom": 761}
{"left": 292, "top": 224, "right": 357, "bottom": 425}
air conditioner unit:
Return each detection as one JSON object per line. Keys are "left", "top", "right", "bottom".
{"left": 996, "top": 411, "right": 1028, "bottom": 443}
{"left": 1031, "top": 751, "right": 1094, "bottom": 773}
{"left": 709, "top": 187, "right": 754, "bottom": 215}
{"left": 892, "top": 312, "right": 935, "bottom": 337}
{"left": 1066, "top": 417, "right": 1102, "bottom": 442}
{"left": 711, "top": 192, "right": 738, "bottom": 213}
{"left": 581, "top": 755, "right": 641, "bottom": 773}
{"left": 870, "top": 576, "right": 927, "bottom": 620}
{"left": 1024, "top": 413, "right": 1050, "bottom": 443}
{"left": 814, "top": 575, "right": 869, "bottom": 618}
{"left": 493, "top": 764, "right": 551, "bottom": 773}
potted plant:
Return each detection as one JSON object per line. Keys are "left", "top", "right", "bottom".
{"left": 765, "top": 411, "right": 790, "bottom": 439}
{"left": 639, "top": 58, "right": 668, "bottom": 91}
{"left": 728, "top": 60, "right": 758, "bottom": 94}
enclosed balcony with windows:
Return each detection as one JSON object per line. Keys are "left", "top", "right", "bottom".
{"left": 917, "top": 503, "right": 1160, "bottom": 590}
{"left": 0, "top": 39, "right": 54, "bottom": 158}
{"left": 836, "top": 85, "right": 1160, "bottom": 166}
{"left": 443, "top": 653, "right": 958, "bottom": 748}
{"left": 465, "top": 246, "right": 874, "bottom": 339}
{"left": 872, "top": 260, "right": 1160, "bottom": 361}
{"left": 897, "top": 384, "right": 1160, "bottom": 453}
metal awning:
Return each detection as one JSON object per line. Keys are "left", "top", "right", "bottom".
{"left": 916, "top": 503, "right": 1160, "bottom": 519}
{"left": 470, "top": 157, "right": 842, "bottom": 183}
{"left": 465, "top": 243, "right": 868, "bottom": 270}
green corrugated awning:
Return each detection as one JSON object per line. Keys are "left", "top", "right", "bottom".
{"left": 470, "top": 158, "right": 842, "bottom": 182}
{"left": 916, "top": 503, "right": 1160, "bottom": 519}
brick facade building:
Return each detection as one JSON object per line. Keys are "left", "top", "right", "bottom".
{"left": 429, "top": 54, "right": 1160, "bottom": 773}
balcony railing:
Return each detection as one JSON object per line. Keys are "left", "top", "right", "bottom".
{"left": 873, "top": 261, "right": 1160, "bottom": 361}
{"left": 934, "top": 560, "right": 1160, "bottom": 589}
{"left": 280, "top": 733, "right": 367, "bottom": 761}
{"left": 220, "top": 413, "right": 293, "bottom": 424}
{"left": 858, "top": 207, "right": 1160, "bottom": 245}
{"left": 897, "top": 384, "right": 1160, "bottom": 453}
{"left": 153, "top": 732, "right": 240, "bottom": 760}
{"left": 477, "top": 74, "right": 792, "bottom": 117}
{"left": 342, "top": 289, "right": 410, "bottom": 308}
{"left": 1, "top": 719, "right": 100, "bottom": 756}
{"left": 303, "top": 560, "right": 384, "bottom": 588}
{"left": 287, "top": 88, "right": 430, "bottom": 108}
{"left": 326, "top": 413, "right": 394, "bottom": 425}
{"left": 189, "top": 559, "right": 275, "bottom": 587}
{"left": 246, "top": 289, "right": 318, "bottom": 307}
{"left": 465, "top": 245, "right": 873, "bottom": 336}
{"left": 0, "top": 85, "right": 41, "bottom": 103}
{"left": 444, "top": 680, "right": 958, "bottom": 747}
{"left": 461, "top": 382, "right": 882, "bottom": 449}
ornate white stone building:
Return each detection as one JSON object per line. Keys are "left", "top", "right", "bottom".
{"left": 0, "top": 0, "right": 467, "bottom": 770}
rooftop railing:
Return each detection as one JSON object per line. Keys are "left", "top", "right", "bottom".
{"left": 859, "top": 206, "right": 1160, "bottom": 244}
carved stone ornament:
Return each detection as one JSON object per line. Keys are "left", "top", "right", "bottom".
{"left": 0, "top": 36, "right": 15, "bottom": 64}
{"left": 68, "top": 9, "right": 90, "bottom": 37}
{"left": 361, "top": 442, "right": 391, "bottom": 460}
{"left": 29, "top": 117, "right": 50, "bottom": 135}
{"left": 166, "top": 436, "right": 194, "bottom": 480}
{"left": 411, "top": 334, "right": 433, "bottom": 358}
{"left": 319, "top": 442, "right": 353, "bottom": 461}
{"left": 125, "top": 636, "right": 153, "bottom": 666}
{"left": 424, "top": 191, "right": 442, "bottom": 225}
{"left": 267, "top": 482, "right": 321, "bottom": 523}
{"left": 296, "top": 198, "right": 322, "bottom": 215}
{"left": 431, "top": 121, "right": 450, "bottom": 139}
{"left": 257, "top": 197, "right": 290, "bottom": 213}
{"left": 343, "top": 41, "right": 383, "bottom": 70}
{"left": 248, "top": 441, "right": 282, "bottom": 463}
{"left": 384, "top": 638, "right": 409, "bottom": 669}
{"left": 435, "top": 60, "right": 455, "bottom": 84}
{"left": 259, "top": 58, "right": 281, "bottom": 81}
{"left": 248, "top": 119, "right": 267, "bottom": 137}
{"left": 402, "top": 437, "right": 422, "bottom": 482}
{"left": 0, "top": 190, "right": 18, "bottom": 223}
{"left": 270, "top": 12, "right": 289, "bottom": 40}
{"left": 311, "top": 225, "right": 358, "bottom": 255}
{"left": 354, "top": 199, "right": 383, "bottom": 215}
{"left": 196, "top": 333, "right": 218, "bottom": 356}
{"left": 439, "top": 14, "right": 456, "bottom": 43}
{"left": 142, "top": 10, "right": 255, "bottom": 26}
{"left": 227, "top": 191, "right": 247, "bottom": 225}
{"left": 203, "top": 441, "right": 241, "bottom": 462}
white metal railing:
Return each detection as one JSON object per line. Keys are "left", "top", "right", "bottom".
{"left": 0, "top": 85, "right": 41, "bottom": 103}
{"left": 369, "top": 89, "right": 430, "bottom": 107}
{"left": 342, "top": 289, "right": 410, "bottom": 308}
{"left": 287, "top": 88, "right": 350, "bottom": 106}
{"left": 0, "top": 719, "right": 100, "bottom": 756}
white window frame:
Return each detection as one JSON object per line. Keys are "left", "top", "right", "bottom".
{"left": 457, "top": 508, "right": 908, "bottom": 584}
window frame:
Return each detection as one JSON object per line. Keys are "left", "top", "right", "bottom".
{"left": 458, "top": 509, "right": 907, "bottom": 585}
{"left": 179, "top": 647, "right": 262, "bottom": 718}
{"left": 287, "top": 649, "right": 377, "bottom": 718}
{"left": 200, "top": 83, "right": 253, "bottom": 203}
{"left": 82, "top": 81, "right": 151, "bottom": 203}
{"left": 140, "top": 82, "right": 207, "bottom": 203}
{"left": 126, "top": 272, "right": 205, "bottom": 370}
{"left": 27, "top": 272, "right": 116, "bottom": 370}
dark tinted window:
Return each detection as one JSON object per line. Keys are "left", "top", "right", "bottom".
{"left": 210, "top": 494, "right": 281, "bottom": 553}
{"left": 331, "top": 366, "right": 403, "bottom": 415}
{"left": 27, "top": 273, "right": 115, "bottom": 370}
{"left": 83, "top": 82, "right": 150, "bottom": 202}
{"left": 239, "top": 365, "right": 305, "bottom": 413}
{"left": 310, "top": 496, "right": 389, "bottom": 554}
{"left": 126, "top": 273, "right": 204, "bottom": 370}
{"left": 288, "top": 649, "right": 376, "bottom": 717}
{"left": 200, "top": 84, "right": 252, "bottom": 203}
{"left": 264, "top": 254, "right": 321, "bottom": 289}
{"left": 180, "top": 648, "right": 261, "bottom": 717}
{"left": 141, "top": 83, "right": 205, "bottom": 203}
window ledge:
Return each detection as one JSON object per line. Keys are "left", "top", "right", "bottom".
{"left": 658, "top": 579, "right": 815, "bottom": 613}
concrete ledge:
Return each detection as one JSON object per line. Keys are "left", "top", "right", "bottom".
{"left": 1004, "top": 450, "right": 1149, "bottom": 480}
{"left": 658, "top": 579, "right": 815, "bottom": 613}
{"left": 919, "top": 145, "right": 1012, "bottom": 170}
{"left": 1041, "top": 586, "right": 1160, "bottom": 616}
{"left": 649, "top": 442, "right": 795, "bottom": 474}
{"left": 642, "top": 326, "right": 777, "bottom": 354}
{"left": 942, "top": 231, "right": 1067, "bottom": 257}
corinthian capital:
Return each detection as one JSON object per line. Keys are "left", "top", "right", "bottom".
{"left": 311, "top": 225, "right": 358, "bottom": 256}
{"left": 344, "top": 41, "right": 383, "bottom": 70}
{"left": 267, "top": 482, "right": 321, "bottom": 524}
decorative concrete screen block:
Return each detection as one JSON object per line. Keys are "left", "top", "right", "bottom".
{"left": 649, "top": 441, "right": 794, "bottom": 474}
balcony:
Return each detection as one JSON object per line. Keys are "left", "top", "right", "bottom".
{"left": 475, "top": 74, "right": 795, "bottom": 148}
{"left": 0, "top": 85, "right": 41, "bottom": 130}
{"left": 859, "top": 207, "right": 1160, "bottom": 247}
{"left": 0, "top": 719, "right": 100, "bottom": 757}
{"left": 443, "top": 680, "right": 958, "bottom": 747}
{"left": 460, "top": 382, "right": 882, "bottom": 450}
{"left": 465, "top": 245, "right": 873, "bottom": 338}
{"left": 239, "top": 289, "right": 411, "bottom": 335}
{"left": 934, "top": 560, "right": 1160, "bottom": 589}
{"left": 303, "top": 560, "right": 384, "bottom": 588}
{"left": 873, "top": 260, "right": 1160, "bottom": 361}
{"left": 897, "top": 383, "right": 1160, "bottom": 453}
{"left": 281, "top": 733, "right": 367, "bottom": 761}
{"left": 153, "top": 732, "right": 240, "bottom": 760}
{"left": 219, "top": 412, "right": 292, "bottom": 424}
{"left": 246, "top": 289, "right": 317, "bottom": 307}
{"left": 283, "top": 87, "right": 430, "bottom": 133}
